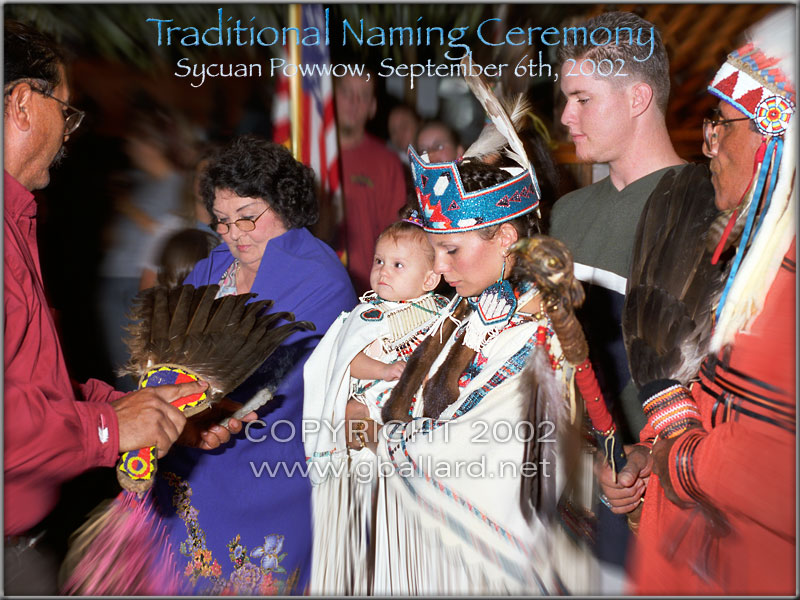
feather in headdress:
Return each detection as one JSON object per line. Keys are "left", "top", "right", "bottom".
{"left": 462, "top": 92, "right": 532, "bottom": 167}
{"left": 460, "top": 54, "right": 540, "bottom": 199}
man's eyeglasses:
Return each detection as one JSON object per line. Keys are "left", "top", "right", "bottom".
{"left": 419, "top": 142, "right": 452, "bottom": 155}
{"left": 702, "top": 108, "right": 750, "bottom": 151}
{"left": 213, "top": 206, "right": 270, "bottom": 235}
{"left": 31, "top": 87, "right": 85, "bottom": 135}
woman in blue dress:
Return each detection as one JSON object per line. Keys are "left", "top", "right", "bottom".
{"left": 153, "top": 135, "right": 357, "bottom": 595}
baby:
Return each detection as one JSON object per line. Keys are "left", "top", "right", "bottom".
{"left": 303, "top": 220, "right": 448, "bottom": 456}
{"left": 349, "top": 220, "right": 443, "bottom": 383}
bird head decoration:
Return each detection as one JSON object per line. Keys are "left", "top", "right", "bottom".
{"left": 509, "top": 235, "right": 585, "bottom": 312}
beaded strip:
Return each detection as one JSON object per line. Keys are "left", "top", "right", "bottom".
{"left": 642, "top": 384, "right": 702, "bottom": 440}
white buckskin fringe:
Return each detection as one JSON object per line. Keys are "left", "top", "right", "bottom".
{"left": 372, "top": 474, "right": 559, "bottom": 595}
{"left": 310, "top": 450, "right": 376, "bottom": 595}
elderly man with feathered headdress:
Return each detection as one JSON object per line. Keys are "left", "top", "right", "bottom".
{"left": 597, "top": 7, "right": 796, "bottom": 595}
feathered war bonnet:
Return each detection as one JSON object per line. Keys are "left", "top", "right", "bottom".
{"left": 708, "top": 6, "right": 797, "bottom": 351}
{"left": 408, "top": 55, "right": 541, "bottom": 233}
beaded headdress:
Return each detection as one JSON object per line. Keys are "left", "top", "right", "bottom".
{"left": 409, "top": 57, "right": 541, "bottom": 233}
{"left": 708, "top": 42, "right": 795, "bottom": 137}
{"left": 707, "top": 7, "right": 797, "bottom": 349}
{"left": 408, "top": 146, "right": 540, "bottom": 233}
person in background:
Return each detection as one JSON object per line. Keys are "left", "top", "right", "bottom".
{"left": 548, "top": 11, "right": 684, "bottom": 584}
{"left": 387, "top": 103, "right": 420, "bottom": 164}
{"left": 97, "top": 95, "right": 195, "bottom": 389}
{"left": 152, "top": 228, "right": 220, "bottom": 289}
{"left": 335, "top": 73, "right": 407, "bottom": 294}
{"left": 139, "top": 145, "right": 220, "bottom": 290}
{"left": 415, "top": 119, "right": 463, "bottom": 163}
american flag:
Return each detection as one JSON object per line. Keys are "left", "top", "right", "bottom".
{"left": 273, "top": 4, "right": 342, "bottom": 236}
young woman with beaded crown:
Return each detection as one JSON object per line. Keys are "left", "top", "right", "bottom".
{"left": 303, "top": 218, "right": 451, "bottom": 594}
{"left": 335, "top": 84, "right": 596, "bottom": 593}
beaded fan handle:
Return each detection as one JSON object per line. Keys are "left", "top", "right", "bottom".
{"left": 116, "top": 365, "right": 210, "bottom": 494}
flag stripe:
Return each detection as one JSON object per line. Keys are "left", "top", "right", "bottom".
{"left": 272, "top": 4, "right": 340, "bottom": 201}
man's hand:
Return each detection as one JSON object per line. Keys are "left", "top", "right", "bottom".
{"left": 177, "top": 398, "right": 259, "bottom": 450}
{"left": 112, "top": 380, "right": 208, "bottom": 458}
{"left": 595, "top": 444, "right": 652, "bottom": 514}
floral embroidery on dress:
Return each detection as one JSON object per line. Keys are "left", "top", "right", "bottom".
{"left": 164, "top": 472, "right": 300, "bottom": 595}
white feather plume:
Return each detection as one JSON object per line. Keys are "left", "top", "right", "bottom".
{"left": 460, "top": 54, "right": 532, "bottom": 178}
{"left": 745, "top": 6, "right": 796, "bottom": 87}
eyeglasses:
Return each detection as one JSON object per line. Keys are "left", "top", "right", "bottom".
{"left": 702, "top": 108, "right": 750, "bottom": 153}
{"left": 31, "top": 87, "right": 85, "bottom": 135}
{"left": 418, "top": 141, "right": 452, "bottom": 155}
{"left": 213, "top": 206, "right": 270, "bottom": 234}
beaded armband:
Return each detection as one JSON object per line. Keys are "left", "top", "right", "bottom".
{"left": 642, "top": 382, "right": 702, "bottom": 440}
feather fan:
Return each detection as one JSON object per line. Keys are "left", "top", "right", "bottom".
{"left": 121, "top": 283, "right": 313, "bottom": 409}
{"left": 622, "top": 164, "right": 730, "bottom": 388}
{"left": 60, "top": 283, "right": 314, "bottom": 595}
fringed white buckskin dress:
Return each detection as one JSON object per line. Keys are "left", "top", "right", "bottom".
{"left": 303, "top": 291, "right": 448, "bottom": 594}
{"left": 371, "top": 286, "right": 575, "bottom": 595}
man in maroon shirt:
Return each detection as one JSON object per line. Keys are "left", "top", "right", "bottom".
{"left": 2, "top": 21, "right": 239, "bottom": 593}
{"left": 335, "top": 73, "right": 407, "bottom": 294}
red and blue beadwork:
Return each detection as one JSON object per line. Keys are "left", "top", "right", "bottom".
{"left": 117, "top": 365, "right": 207, "bottom": 482}
{"left": 408, "top": 145, "right": 540, "bottom": 233}
{"left": 708, "top": 42, "right": 795, "bottom": 135}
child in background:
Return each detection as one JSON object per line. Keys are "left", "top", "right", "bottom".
{"left": 302, "top": 220, "right": 448, "bottom": 594}
{"left": 154, "top": 228, "right": 219, "bottom": 288}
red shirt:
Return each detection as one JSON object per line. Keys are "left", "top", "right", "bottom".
{"left": 632, "top": 239, "right": 796, "bottom": 595}
{"left": 340, "top": 134, "right": 407, "bottom": 294}
{"left": 4, "top": 170, "right": 123, "bottom": 535}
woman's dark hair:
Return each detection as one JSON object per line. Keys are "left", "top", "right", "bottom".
{"left": 157, "top": 228, "right": 219, "bottom": 288}
{"left": 3, "top": 20, "right": 64, "bottom": 93}
{"left": 457, "top": 159, "right": 542, "bottom": 241}
{"left": 201, "top": 135, "right": 318, "bottom": 229}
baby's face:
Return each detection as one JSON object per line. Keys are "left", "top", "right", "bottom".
{"left": 369, "top": 235, "right": 437, "bottom": 301}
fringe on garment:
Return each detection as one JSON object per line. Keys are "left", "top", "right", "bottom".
{"left": 310, "top": 451, "right": 376, "bottom": 595}
{"left": 370, "top": 475, "right": 572, "bottom": 595}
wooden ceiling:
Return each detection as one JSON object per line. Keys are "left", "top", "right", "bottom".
{"left": 555, "top": 3, "right": 784, "bottom": 168}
